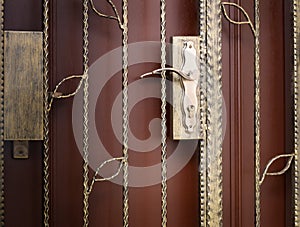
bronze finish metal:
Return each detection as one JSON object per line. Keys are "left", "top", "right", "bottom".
{"left": 294, "top": 0, "right": 300, "bottom": 225}
{"left": 13, "top": 141, "right": 29, "bottom": 159}
{"left": 4, "top": 31, "right": 43, "bottom": 141}
{"left": 0, "top": 0, "right": 4, "bottom": 224}
{"left": 205, "top": 0, "right": 223, "bottom": 226}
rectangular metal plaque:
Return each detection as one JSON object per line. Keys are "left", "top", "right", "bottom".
{"left": 172, "top": 36, "right": 203, "bottom": 140}
{"left": 4, "top": 31, "right": 43, "bottom": 140}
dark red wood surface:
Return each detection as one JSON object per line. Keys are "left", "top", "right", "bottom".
{"left": 222, "top": 0, "right": 287, "bottom": 226}
{"left": 3, "top": 0, "right": 291, "bottom": 226}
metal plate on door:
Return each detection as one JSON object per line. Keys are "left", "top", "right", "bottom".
{"left": 4, "top": 31, "right": 43, "bottom": 140}
{"left": 172, "top": 36, "right": 204, "bottom": 140}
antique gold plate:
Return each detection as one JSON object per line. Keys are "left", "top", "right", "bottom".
{"left": 4, "top": 31, "right": 43, "bottom": 140}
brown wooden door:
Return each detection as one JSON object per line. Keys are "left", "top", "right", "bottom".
{"left": 3, "top": 0, "right": 292, "bottom": 226}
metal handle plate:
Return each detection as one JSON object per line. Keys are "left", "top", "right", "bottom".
{"left": 172, "top": 36, "right": 204, "bottom": 140}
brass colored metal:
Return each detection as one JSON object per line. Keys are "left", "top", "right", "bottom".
{"left": 43, "top": 0, "right": 50, "bottom": 224}
{"left": 206, "top": 0, "right": 223, "bottom": 226}
{"left": 294, "top": 0, "right": 300, "bottom": 225}
{"left": 82, "top": 0, "right": 130, "bottom": 225}
{"left": 160, "top": 0, "right": 168, "bottom": 226}
{"left": 88, "top": 157, "right": 124, "bottom": 194}
{"left": 47, "top": 74, "right": 86, "bottom": 111}
{"left": 13, "top": 141, "right": 29, "bottom": 159}
{"left": 172, "top": 36, "right": 203, "bottom": 140}
{"left": 260, "top": 153, "right": 294, "bottom": 185}
{"left": 122, "top": 0, "right": 129, "bottom": 226}
{"left": 199, "top": 0, "right": 207, "bottom": 225}
{"left": 221, "top": 2, "right": 255, "bottom": 35}
{"left": 254, "top": 0, "right": 261, "bottom": 225}
{"left": 4, "top": 31, "right": 43, "bottom": 140}
{"left": 82, "top": 0, "right": 90, "bottom": 225}
{"left": 0, "top": 0, "right": 4, "bottom": 223}
{"left": 89, "top": 0, "right": 123, "bottom": 30}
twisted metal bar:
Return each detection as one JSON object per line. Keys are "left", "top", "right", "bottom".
{"left": 122, "top": 0, "right": 129, "bottom": 226}
{"left": 206, "top": 0, "right": 223, "bottom": 226}
{"left": 254, "top": 0, "right": 260, "bottom": 226}
{"left": 294, "top": 0, "right": 300, "bottom": 225}
{"left": 82, "top": 0, "right": 90, "bottom": 226}
{"left": 160, "top": 0, "right": 168, "bottom": 226}
{"left": 89, "top": 0, "right": 129, "bottom": 225}
{"left": 43, "top": 0, "right": 50, "bottom": 225}
{"left": 199, "top": 0, "right": 207, "bottom": 226}
{"left": 0, "top": 0, "right": 4, "bottom": 225}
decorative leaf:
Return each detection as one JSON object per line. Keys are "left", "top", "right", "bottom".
{"left": 260, "top": 153, "right": 294, "bottom": 185}
{"left": 47, "top": 74, "right": 86, "bottom": 111}
{"left": 52, "top": 74, "right": 85, "bottom": 99}
{"left": 88, "top": 157, "right": 124, "bottom": 194}
{"left": 89, "top": 0, "right": 123, "bottom": 30}
{"left": 221, "top": 2, "right": 255, "bottom": 35}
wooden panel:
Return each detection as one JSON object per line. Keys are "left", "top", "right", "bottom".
{"left": 4, "top": 31, "right": 43, "bottom": 140}
{"left": 1, "top": 0, "right": 290, "bottom": 226}
{"left": 222, "top": 0, "right": 287, "bottom": 226}
{"left": 50, "top": 0, "right": 199, "bottom": 227}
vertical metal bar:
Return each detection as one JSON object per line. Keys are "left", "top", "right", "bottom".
{"left": 199, "top": 0, "right": 207, "bottom": 226}
{"left": 0, "top": 0, "right": 4, "bottom": 225}
{"left": 254, "top": 0, "right": 261, "bottom": 226}
{"left": 43, "top": 0, "right": 50, "bottom": 221}
{"left": 206, "top": 0, "right": 223, "bottom": 226}
{"left": 294, "top": 0, "right": 300, "bottom": 225}
{"left": 82, "top": 0, "right": 90, "bottom": 226}
{"left": 122, "top": 0, "right": 129, "bottom": 226}
{"left": 160, "top": 0, "right": 168, "bottom": 226}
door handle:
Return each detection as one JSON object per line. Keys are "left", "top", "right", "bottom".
{"left": 141, "top": 36, "right": 205, "bottom": 140}
{"left": 178, "top": 40, "right": 200, "bottom": 134}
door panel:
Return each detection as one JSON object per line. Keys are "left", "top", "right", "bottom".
{"left": 3, "top": 0, "right": 291, "bottom": 226}
{"left": 52, "top": 0, "right": 199, "bottom": 226}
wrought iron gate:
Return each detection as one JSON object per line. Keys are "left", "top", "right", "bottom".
{"left": 0, "top": 0, "right": 298, "bottom": 226}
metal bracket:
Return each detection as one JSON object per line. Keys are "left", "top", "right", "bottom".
{"left": 13, "top": 141, "right": 29, "bottom": 159}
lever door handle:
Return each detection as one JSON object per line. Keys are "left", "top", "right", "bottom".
{"left": 140, "top": 37, "right": 205, "bottom": 140}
